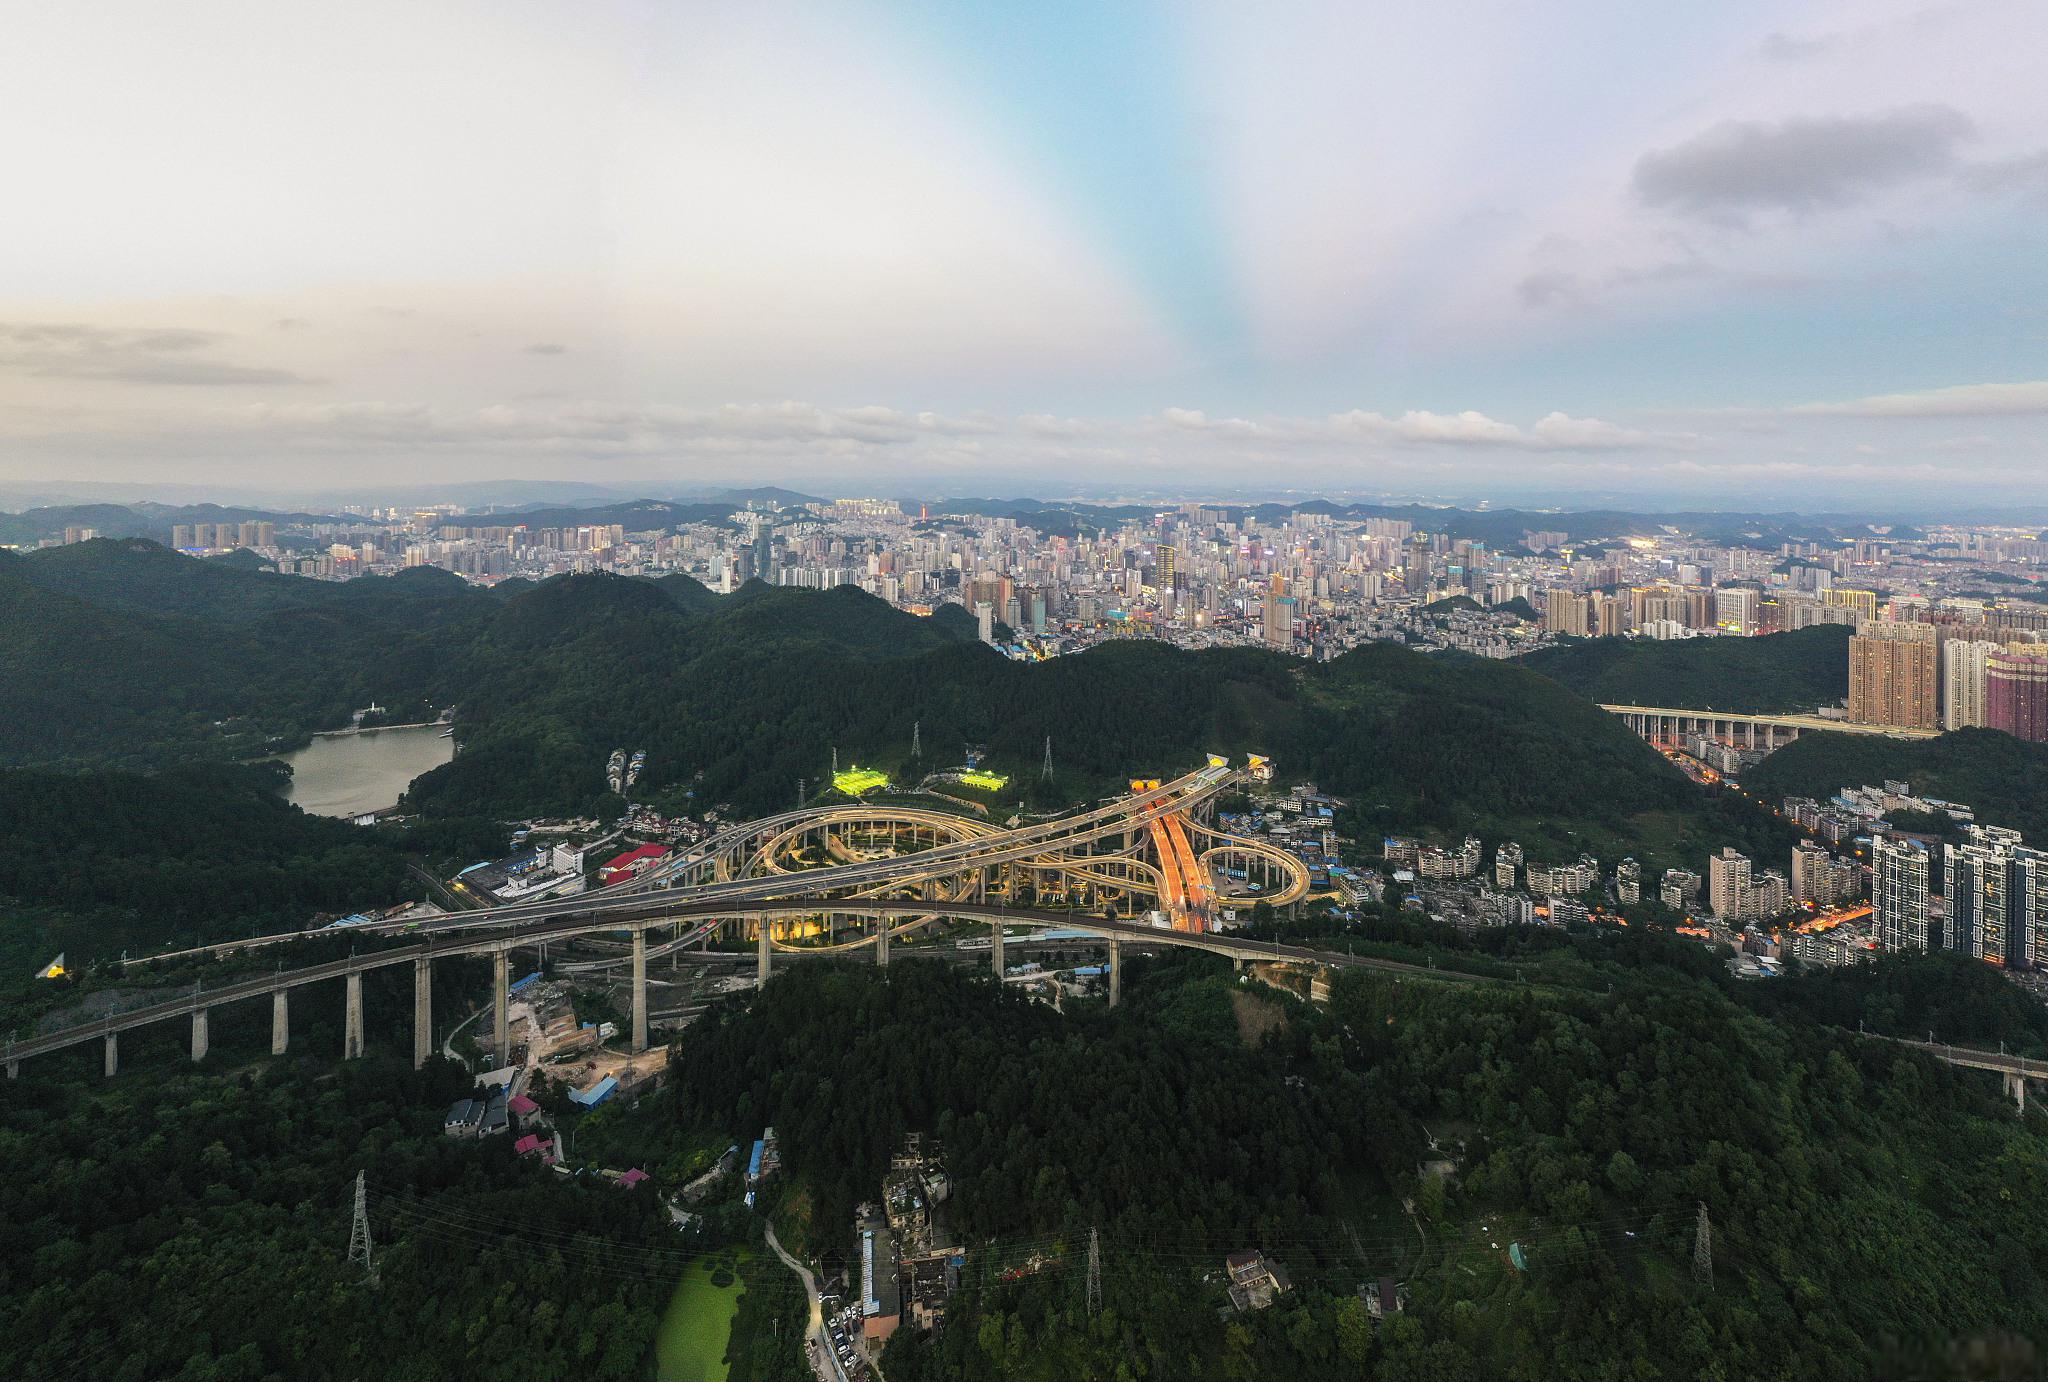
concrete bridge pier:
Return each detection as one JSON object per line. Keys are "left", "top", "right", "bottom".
{"left": 876, "top": 915, "right": 891, "bottom": 967}
{"left": 104, "top": 1032, "right": 118, "bottom": 1078}
{"left": 1108, "top": 938, "right": 1121, "bottom": 1008}
{"left": 492, "top": 950, "right": 510, "bottom": 1067}
{"left": 413, "top": 958, "right": 433, "bottom": 1070}
{"left": 757, "top": 921, "right": 772, "bottom": 987}
{"left": 190, "top": 1008, "right": 209, "bottom": 1062}
{"left": 2007, "top": 1071, "right": 2028, "bottom": 1113}
{"left": 271, "top": 991, "right": 289, "bottom": 1056}
{"left": 4, "top": 1060, "right": 15, "bottom": 1081}
{"left": 631, "top": 929, "right": 648, "bottom": 1053}
{"left": 990, "top": 922, "right": 1005, "bottom": 979}
{"left": 344, "top": 972, "right": 365, "bottom": 1060}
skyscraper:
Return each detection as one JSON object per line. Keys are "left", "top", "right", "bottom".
{"left": 1944, "top": 824, "right": 2048, "bottom": 967}
{"left": 1942, "top": 639, "right": 2003, "bottom": 730}
{"left": 1154, "top": 543, "right": 1178, "bottom": 592}
{"left": 1848, "top": 621, "right": 1938, "bottom": 728}
{"left": 1872, "top": 837, "right": 1930, "bottom": 953}
{"left": 1708, "top": 847, "right": 1752, "bottom": 920}
{"left": 1541, "top": 591, "right": 1590, "bottom": 637}
{"left": 1714, "top": 587, "right": 1759, "bottom": 635}
{"left": 1262, "top": 582, "right": 1295, "bottom": 646}
{"left": 1987, "top": 652, "right": 2048, "bottom": 743}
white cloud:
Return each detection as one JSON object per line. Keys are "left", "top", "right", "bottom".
{"left": 0, "top": 322, "right": 317, "bottom": 387}
{"left": 1322, "top": 407, "right": 1683, "bottom": 450}
{"left": 1787, "top": 379, "right": 2048, "bottom": 417}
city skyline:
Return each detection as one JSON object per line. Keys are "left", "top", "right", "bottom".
{"left": 4, "top": 1, "right": 2048, "bottom": 502}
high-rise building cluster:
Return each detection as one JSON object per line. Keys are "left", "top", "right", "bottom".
{"left": 1872, "top": 824, "right": 2048, "bottom": 967}
{"left": 105, "top": 500, "right": 2048, "bottom": 733}
{"left": 170, "top": 520, "right": 276, "bottom": 550}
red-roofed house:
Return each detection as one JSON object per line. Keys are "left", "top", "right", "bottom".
{"left": 508, "top": 1093, "right": 539, "bottom": 1121}
{"left": 600, "top": 843, "right": 669, "bottom": 885}
{"left": 618, "top": 1168, "right": 649, "bottom": 1189}
{"left": 515, "top": 1133, "right": 546, "bottom": 1156}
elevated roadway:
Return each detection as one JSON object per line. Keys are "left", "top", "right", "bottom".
{"left": 1601, "top": 704, "right": 1941, "bottom": 750}
{"left": 6, "top": 896, "right": 1463, "bottom": 1078}
{"left": 8, "top": 761, "right": 1327, "bottom": 1080}
{"left": 120, "top": 764, "right": 1241, "bottom": 970}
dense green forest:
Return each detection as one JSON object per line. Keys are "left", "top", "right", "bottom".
{"left": 407, "top": 570, "right": 1707, "bottom": 846}
{"left": 1521, "top": 624, "right": 1851, "bottom": 714}
{"left": 0, "top": 540, "right": 495, "bottom": 764}
{"left": 0, "top": 1056, "right": 684, "bottom": 1381}
{"left": 0, "top": 763, "right": 414, "bottom": 972}
{"left": 1744, "top": 726, "right": 2048, "bottom": 843}
{"left": 677, "top": 956, "right": 2047, "bottom": 1382}
{"left": 1, "top": 539, "right": 1773, "bottom": 873}
{"left": 1747, "top": 949, "right": 2048, "bottom": 1052}
{"left": 0, "top": 761, "right": 507, "bottom": 1048}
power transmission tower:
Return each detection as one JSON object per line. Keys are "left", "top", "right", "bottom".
{"left": 797, "top": 779, "right": 806, "bottom": 807}
{"left": 1042, "top": 736, "right": 1053, "bottom": 782}
{"left": 832, "top": 747, "right": 839, "bottom": 780}
{"left": 348, "top": 1170, "right": 378, "bottom": 1286}
{"left": 911, "top": 720, "right": 921, "bottom": 758}
{"left": 1693, "top": 1202, "right": 1712, "bottom": 1288}
{"left": 1085, "top": 1226, "right": 1101, "bottom": 1316}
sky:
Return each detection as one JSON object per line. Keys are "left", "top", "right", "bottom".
{"left": 3, "top": 0, "right": 2047, "bottom": 507}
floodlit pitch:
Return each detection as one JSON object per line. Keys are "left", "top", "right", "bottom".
{"left": 832, "top": 767, "right": 891, "bottom": 796}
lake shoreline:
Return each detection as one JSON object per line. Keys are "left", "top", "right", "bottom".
{"left": 312, "top": 719, "right": 450, "bottom": 738}
{"left": 276, "top": 722, "right": 455, "bottom": 818}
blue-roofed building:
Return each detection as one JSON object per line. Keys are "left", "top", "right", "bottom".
{"left": 568, "top": 1074, "right": 618, "bottom": 1107}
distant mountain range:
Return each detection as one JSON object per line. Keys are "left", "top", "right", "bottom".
{"left": 16, "top": 483, "right": 2048, "bottom": 548}
{"left": 12, "top": 486, "right": 2042, "bottom": 549}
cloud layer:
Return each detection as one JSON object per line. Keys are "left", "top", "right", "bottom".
{"left": 1633, "top": 106, "right": 1975, "bottom": 218}
{"left": 0, "top": 322, "right": 316, "bottom": 387}
{"left": 1, "top": 1, "right": 2046, "bottom": 500}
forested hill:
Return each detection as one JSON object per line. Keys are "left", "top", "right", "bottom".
{"left": 683, "top": 958, "right": 2048, "bottom": 1382}
{"left": 0, "top": 540, "right": 498, "bottom": 764}
{"left": 1744, "top": 727, "right": 2048, "bottom": 843}
{"left": 3, "top": 540, "right": 1747, "bottom": 866}
{"left": 0, "top": 762, "right": 417, "bottom": 981}
{"left": 404, "top": 569, "right": 1702, "bottom": 836}
{"left": 1521, "top": 624, "right": 1851, "bottom": 713}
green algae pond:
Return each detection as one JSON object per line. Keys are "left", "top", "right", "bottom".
{"left": 655, "top": 1249, "right": 751, "bottom": 1382}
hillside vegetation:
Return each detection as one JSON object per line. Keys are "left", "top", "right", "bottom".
{"left": 1522, "top": 624, "right": 1851, "bottom": 714}
{"left": 0, "top": 540, "right": 496, "bottom": 763}
{"left": 0, "top": 1058, "right": 681, "bottom": 1381}
{"left": 411, "top": 588, "right": 1704, "bottom": 836}
{"left": 1, "top": 539, "right": 1694, "bottom": 815}
{"left": 1743, "top": 726, "right": 2048, "bottom": 842}
{"left": 0, "top": 539, "right": 1800, "bottom": 874}
{"left": 682, "top": 958, "right": 2048, "bottom": 1382}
